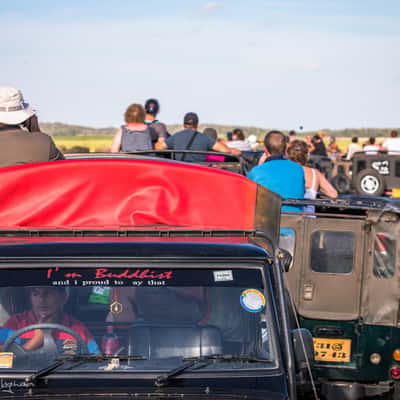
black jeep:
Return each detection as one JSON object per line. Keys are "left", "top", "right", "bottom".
{"left": 351, "top": 151, "right": 400, "bottom": 196}
{"left": 0, "top": 159, "right": 314, "bottom": 400}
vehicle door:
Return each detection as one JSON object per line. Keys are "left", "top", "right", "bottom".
{"left": 359, "top": 210, "right": 400, "bottom": 384}
{"left": 280, "top": 213, "right": 305, "bottom": 304}
{"left": 289, "top": 215, "right": 366, "bottom": 373}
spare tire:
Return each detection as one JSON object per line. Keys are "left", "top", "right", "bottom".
{"left": 331, "top": 173, "right": 351, "bottom": 194}
{"left": 355, "top": 168, "right": 385, "bottom": 196}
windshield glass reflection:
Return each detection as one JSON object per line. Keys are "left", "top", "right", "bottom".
{"left": 0, "top": 267, "right": 274, "bottom": 372}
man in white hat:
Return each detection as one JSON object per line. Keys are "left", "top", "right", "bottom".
{"left": 0, "top": 87, "right": 64, "bottom": 167}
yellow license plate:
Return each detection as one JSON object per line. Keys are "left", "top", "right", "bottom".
{"left": 313, "top": 338, "right": 351, "bottom": 362}
{"left": 392, "top": 188, "right": 400, "bottom": 198}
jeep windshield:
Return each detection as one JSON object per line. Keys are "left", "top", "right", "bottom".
{"left": 0, "top": 266, "right": 276, "bottom": 375}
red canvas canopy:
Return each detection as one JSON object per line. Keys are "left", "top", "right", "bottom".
{"left": 0, "top": 159, "right": 279, "bottom": 233}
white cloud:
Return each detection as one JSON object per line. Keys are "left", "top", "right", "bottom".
{"left": 204, "top": 2, "right": 221, "bottom": 10}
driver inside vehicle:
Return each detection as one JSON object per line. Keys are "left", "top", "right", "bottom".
{"left": 0, "top": 287, "right": 100, "bottom": 354}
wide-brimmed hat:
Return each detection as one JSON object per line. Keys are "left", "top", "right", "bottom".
{"left": 0, "top": 87, "right": 35, "bottom": 125}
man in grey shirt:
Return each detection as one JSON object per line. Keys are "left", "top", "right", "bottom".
{"left": 0, "top": 87, "right": 64, "bottom": 167}
{"left": 156, "top": 112, "right": 237, "bottom": 162}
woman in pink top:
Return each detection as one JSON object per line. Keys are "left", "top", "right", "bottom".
{"left": 287, "top": 140, "right": 338, "bottom": 211}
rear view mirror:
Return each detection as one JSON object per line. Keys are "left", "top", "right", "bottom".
{"left": 292, "top": 328, "right": 314, "bottom": 371}
{"left": 278, "top": 248, "right": 293, "bottom": 272}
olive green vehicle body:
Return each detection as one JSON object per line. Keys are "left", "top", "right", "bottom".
{"left": 280, "top": 200, "right": 400, "bottom": 399}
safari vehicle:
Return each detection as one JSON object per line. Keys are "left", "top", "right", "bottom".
{"left": 307, "top": 156, "right": 352, "bottom": 195}
{"left": 307, "top": 155, "right": 335, "bottom": 182}
{"left": 280, "top": 197, "right": 400, "bottom": 399}
{"left": 351, "top": 151, "right": 400, "bottom": 197}
{"left": 0, "top": 159, "right": 314, "bottom": 399}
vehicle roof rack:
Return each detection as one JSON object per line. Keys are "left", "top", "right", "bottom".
{"left": 0, "top": 228, "right": 260, "bottom": 238}
{"left": 282, "top": 197, "right": 400, "bottom": 214}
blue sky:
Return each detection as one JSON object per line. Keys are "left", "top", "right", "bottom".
{"left": 1, "top": 0, "right": 399, "bottom": 130}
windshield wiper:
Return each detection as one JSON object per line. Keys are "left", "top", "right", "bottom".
{"left": 183, "top": 354, "right": 269, "bottom": 362}
{"left": 154, "top": 354, "right": 269, "bottom": 387}
{"left": 26, "top": 354, "right": 147, "bottom": 385}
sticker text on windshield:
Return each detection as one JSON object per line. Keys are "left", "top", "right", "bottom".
{"left": 46, "top": 267, "right": 173, "bottom": 287}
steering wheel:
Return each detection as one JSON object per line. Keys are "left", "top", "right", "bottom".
{"left": 3, "top": 323, "right": 88, "bottom": 360}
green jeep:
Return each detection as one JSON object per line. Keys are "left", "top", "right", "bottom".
{"left": 280, "top": 198, "right": 400, "bottom": 399}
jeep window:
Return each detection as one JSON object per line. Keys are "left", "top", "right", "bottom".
{"left": 0, "top": 267, "right": 276, "bottom": 373}
{"left": 279, "top": 228, "right": 295, "bottom": 270}
{"left": 356, "top": 160, "right": 366, "bottom": 173}
{"left": 395, "top": 161, "right": 400, "bottom": 177}
{"left": 310, "top": 231, "right": 354, "bottom": 273}
{"left": 373, "top": 233, "right": 396, "bottom": 278}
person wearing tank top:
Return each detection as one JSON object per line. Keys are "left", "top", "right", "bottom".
{"left": 303, "top": 168, "right": 319, "bottom": 213}
{"left": 111, "top": 103, "right": 157, "bottom": 152}
{"left": 287, "top": 140, "right": 338, "bottom": 213}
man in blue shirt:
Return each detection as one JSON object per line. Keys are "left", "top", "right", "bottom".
{"left": 155, "top": 112, "right": 236, "bottom": 163}
{"left": 248, "top": 131, "right": 304, "bottom": 212}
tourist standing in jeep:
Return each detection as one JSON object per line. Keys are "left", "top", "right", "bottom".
{"left": 382, "top": 130, "right": 400, "bottom": 154}
{"left": 248, "top": 131, "right": 305, "bottom": 212}
{"left": 0, "top": 87, "right": 64, "bottom": 167}
{"left": 155, "top": 112, "right": 235, "bottom": 162}
{"left": 287, "top": 140, "right": 337, "bottom": 212}
{"left": 144, "top": 98, "right": 169, "bottom": 144}
{"left": 111, "top": 103, "right": 157, "bottom": 153}
{"left": 346, "top": 136, "right": 362, "bottom": 160}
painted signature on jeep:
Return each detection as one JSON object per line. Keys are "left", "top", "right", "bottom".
{"left": 0, "top": 379, "right": 33, "bottom": 394}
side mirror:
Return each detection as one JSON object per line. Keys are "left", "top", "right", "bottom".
{"left": 292, "top": 328, "right": 314, "bottom": 371}
{"left": 278, "top": 248, "right": 293, "bottom": 272}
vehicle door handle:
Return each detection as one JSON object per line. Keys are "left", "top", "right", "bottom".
{"left": 303, "top": 283, "right": 314, "bottom": 300}
{"left": 315, "top": 326, "right": 344, "bottom": 337}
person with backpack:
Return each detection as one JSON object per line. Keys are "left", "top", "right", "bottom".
{"left": 155, "top": 112, "right": 235, "bottom": 162}
{"left": 111, "top": 103, "right": 157, "bottom": 152}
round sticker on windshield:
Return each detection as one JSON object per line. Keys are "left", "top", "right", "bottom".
{"left": 240, "top": 289, "right": 266, "bottom": 313}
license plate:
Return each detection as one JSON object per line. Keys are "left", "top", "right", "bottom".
{"left": 392, "top": 188, "right": 400, "bottom": 198}
{"left": 313, "top": 338, "right": 351, "bottom": 362}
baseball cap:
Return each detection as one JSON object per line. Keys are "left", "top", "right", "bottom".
{"left": 183, "top": 112, "right": 199, "bottom": 126}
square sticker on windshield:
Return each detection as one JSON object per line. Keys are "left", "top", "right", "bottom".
{"left": 0, "top": 353, "right": 13, "bottom": 369}
{"left": 213, "top": 270, "right": 233, "bottom": 282}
